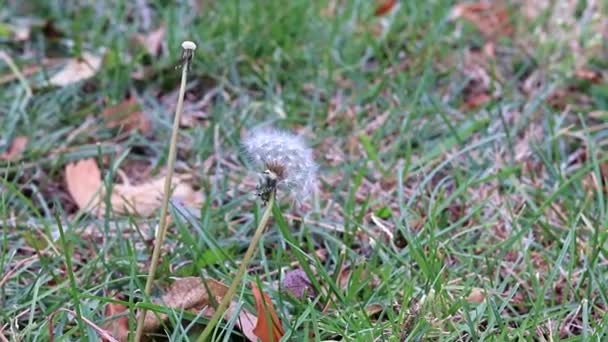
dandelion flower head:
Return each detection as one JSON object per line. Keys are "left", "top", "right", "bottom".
{"left": 243, "top": 127, "right": 317, "bottom": 202}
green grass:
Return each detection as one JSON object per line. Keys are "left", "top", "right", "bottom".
{"left": 1, "top": 0, "right": 608, "bottom": 341}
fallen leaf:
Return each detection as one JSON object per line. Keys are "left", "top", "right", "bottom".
{"left": 450, "top": 2, "right": 513, "bottom": 39}
{"left": 102, "top": 98, "right": 152, "bottom": 134}
{"left": 110, "top": 176, "right": 202, "bottom": 217}
{"left": 374, "top": 0, "right": 397, "bottom": 16}
{"left": 251, "top": 283, "right": 285, "bottom": 342}
{"left": 463, "top": 92, "right": 492, "bottom": 110}
{"left": 0, "top": 136, "right": 28, "bottom": 160}
{"left": 337, "top": 264, "right": 380, "bottom": 290}
{"left": 467, "top": 288, "right": 486, "bottom": 303}
{"left": 365, "top": 303, "right": 384, "bottom": 316}
{"left": 140, "top": 277, "right": 258, "bottom": 341}
{"left": 0, "top": 58, "right": 61, "bottom": 86}
{"left": 64, "top": 158, "right": 202, "bottom": 217}
{"left": 65, "top": 159, "right": 102, "bottom": 212}
{"left": 575, "top": 68, "right": 602, "bottom": 83}
{"left": 283, "top": 269, "right": 315, "bottom": 299}
{"left": 142, "top": 277, "right": 228, "bottom": 331}
{"left": 102, "top": 302, "right": 129, "bottom": 342}
{"left": 49, "top": 52, "right": 102, "bottom": 87}
{"left": 134, "top": 26, "right": 166, "bottom": 56}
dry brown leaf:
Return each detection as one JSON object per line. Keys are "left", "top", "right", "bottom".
{"left": 365, "top": 303, "right": 384, "bottom": 316}
{"left": 110, "top": 176, "right": 202, "bottom": 217}
{"left": 0, "top": 136, "right": 28, "bottom": 161}
{"left": 142, "top": 277, "right": 228, "bottom": 331}
{"left": 65, "top": 159, "right": 102, "bottom": 212}
{"left": 64, "top": 158, "right": 202, "bottom": 217}
{"left": 467, "top": 288, "right": 486, "bottom": 303}
{"left": 463, "top": 92, "right": 492, "bottom": 110}
{"left": 283, "top": 269, "right": 315, "bottom": 299}
{"left": 225, "top": 302, "right": 258, "bottom": 342}
{"left": 141, "top": 277, "right": 258, "bottom": 341}
{"left": 102, "top": 98, "right": 152, "bottom": 134}
{"left": 251, "top": 283, "right": 285, "bottom": 342}
{"left": 102, "top": 302, "right": 129, "bottom": 342}
{"left": 135, "top": 26, "right": 166, "bottom": 56}
{"left": 450, "top": 2, "right": 513, "bottom": 39}
{"left": 49, "top": 52, "right": 102, "bottom": 87}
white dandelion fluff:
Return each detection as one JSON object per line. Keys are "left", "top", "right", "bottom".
{"left": 243, "top": 127, "right": 317, "bottom": 202}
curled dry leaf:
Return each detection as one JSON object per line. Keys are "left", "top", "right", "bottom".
{"left": 251, "top": 283, "right": 285, "bottom": 342}
{"left": 64, "top": 158, "right": 202, "bottom": 217}
{"left": 283, "top": 268, "right": 315, "bottom": 299}
{"left": 140, "top": 277, "right": 258, "bottom": 341}
{"left": 0, "top": 136, "right": 28, "bottom": 161}
{"left": 49, "top": 52, "right": 102, "bottom": 87}
{"left": 103, "top": 98, "right": 152, "bottom": 134}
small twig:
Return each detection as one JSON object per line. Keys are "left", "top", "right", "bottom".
{"left": 0, "top": 255, "right": 39, "bottom": 288}
{"left": 197, "top": 191, "right": 276, "bottom": 341}
{"left": 133, "top": 41, "right": 196, "bottom": 342}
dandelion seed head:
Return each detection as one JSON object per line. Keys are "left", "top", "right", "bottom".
{"left": 181, "top": 41, "right": 197, "bottom": 50}
{"left": 243, "top": 127, "right": 317, "bottom": 201}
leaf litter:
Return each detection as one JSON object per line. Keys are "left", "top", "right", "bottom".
{"left": 0, "top": 136, "right": 28, "bottom": 161}
{"left": 133, "top": 26, "right": 166, "bottom": 57}
{"left": 64, "top": 158, "right": 202, "bottom": 218}
{"left": 101, "top": 277, "right": 258, "bottom": 341}
{"left": 49, "top": 52, "right": 102, "bottom": 87}
{"left": 102, "top": 97, "right": 152, "bottom": 135}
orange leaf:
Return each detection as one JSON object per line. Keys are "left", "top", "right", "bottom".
{"left": 102, "top": 98, "right": 151, "bottom": 134}
{"left": 102, "top": 302, "right": 129, "bottom": 342}
{"left": 65, "top": 159, "right": 102, "bottom": 212}
{"left": 467, "top": 288, "right": 486, "bottom": 304}
{"left": 463, "top": 92, "right": 492, "bottom": 110}
{"left": 251, "top": 284, "right": 284, "bottom": 342}
{"left": 0, "top": 136, "right": 28, "bottom": 161}
{"left": 450, "top": 2, "right": 512, "bottom": 39}
{"left": 374, "top": 0, "right": 397, "bottom": 16}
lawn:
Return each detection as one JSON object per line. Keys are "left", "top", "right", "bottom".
{"left": 1, "top": 0, "right": 608, "bottom": 341}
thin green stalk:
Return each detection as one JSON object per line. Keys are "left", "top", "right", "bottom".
{"left": 134, "top": 42, "right": 195, "bottom": 342}
{"left": 55, "top": 215, "right": 87, "bottom": 339}
{"left": 197, "top": 192, "right": 275, "bottom": 342}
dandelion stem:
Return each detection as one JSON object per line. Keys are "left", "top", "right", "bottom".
{"left": 134, "top": 42, "right": 194, "bottom": 342}
{"left": 197, "top": 192, "right": 275, "bottom": 342}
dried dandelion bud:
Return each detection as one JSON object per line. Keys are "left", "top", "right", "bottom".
{"left": 243, "top": 127, "right": 317, "bottom": 203}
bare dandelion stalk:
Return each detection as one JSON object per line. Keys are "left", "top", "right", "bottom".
{"left": 134, "top": 40, "right": 196, "bottom": 342}
{"left": 198, "top": 128, "right": 317, "bottom": 341}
